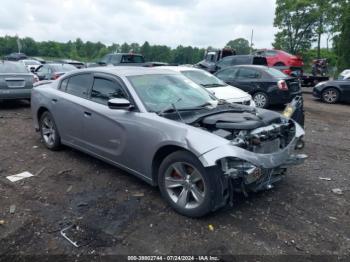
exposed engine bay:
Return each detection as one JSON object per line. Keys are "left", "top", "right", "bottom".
{"left": 190, "top": 107, "right": 296, "bottom": 154}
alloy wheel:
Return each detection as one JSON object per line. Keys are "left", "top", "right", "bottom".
{"left": 322, "top": 89, "right": 338, "bottom": 103}
{"left": 253, "top": 93, "right": 267, "bottom": 108}
{"left": 164, "top": 162, "right": 206, "bottom": 209}
{"left": 41, "top": 115, "right": 57, "bottom": 147}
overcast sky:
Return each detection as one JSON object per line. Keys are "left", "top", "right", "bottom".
{"left": 0, "top": 0, "right": 277, "bottom": 49}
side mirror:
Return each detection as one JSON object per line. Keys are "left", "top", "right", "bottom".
{"left": 108, "top": 98, "right": 132, "bottom": 110}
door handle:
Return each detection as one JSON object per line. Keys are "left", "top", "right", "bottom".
{"left": 51, "top": 98, "right": 58, "bottom": 103}
{"left": 84, "top": 111, "right": 92, "bottom": 117}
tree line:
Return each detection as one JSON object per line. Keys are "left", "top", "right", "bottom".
{"left": 0, "top": 35, "right": 255, "bottom": 65}
{"left": 0, "top": 36, "right": 207, "bottom": 64}
{"left": 273, "top": 0, "right": 350, "bottom": 71}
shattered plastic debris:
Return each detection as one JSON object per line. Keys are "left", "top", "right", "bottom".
{"left": 331, "top": 188, "right": 343, "bottom": 195}
{"left": 6, "top": 171, "right": 34, "bottom": 182}
{"left": 10, "top": 205, "right": 16, "bottom": 214}
{"left": 319, "top": 177, "right": 332, "bottom": 181}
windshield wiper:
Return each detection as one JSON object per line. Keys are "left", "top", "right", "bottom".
{"left": 201, "top": 83, "right": 225, "bottom": 87}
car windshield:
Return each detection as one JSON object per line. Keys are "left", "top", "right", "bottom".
{"left": 181, "top": 70, "right": 226, "bottom": 88}
{"left": 0, "top": 62, "right": 28, "bottom": 73}
{"left": 51, "top": 64, "right": 77, "bottom": 72}
{"left": 128, "top": 74, "right": 218, "bottom": 113}
{"left": 264, "top": 67, "right": 288, "bottom": 78}
{"left": 24, "top": 60, "right": 41, "bottom": 66}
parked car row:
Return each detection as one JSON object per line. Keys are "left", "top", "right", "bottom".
{"left": 31, "top": 66, "right": 307, "bottom": 217}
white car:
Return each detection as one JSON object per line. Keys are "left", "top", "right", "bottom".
{"left": 163, "top": 66, "right": 256, "bottom": 107}
{"left": 339, "top": 69, "right": 350, "bottom": 80}
{"left": 20, "top": 59, "right": 42, "bottom": 72}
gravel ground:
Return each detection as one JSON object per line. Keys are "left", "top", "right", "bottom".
{"left": 0, "top": 93, "right": 349, "bottom": 260}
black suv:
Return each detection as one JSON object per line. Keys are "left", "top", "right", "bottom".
{"left": 214, "top": 55, "right": 267, "bottom": 73}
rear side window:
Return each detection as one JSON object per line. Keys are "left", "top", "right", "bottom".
{"left": 265, "top": 50, "right": 277, "bottom": 57}
{"left": 237, "top": 68, "right": 261, "bottom": 79}
{"left": 90, "top": 78, "right": 127, "bottom": 105}
{"left": 60, "top": 78, "right": 69, "bottom": 91}
{"left": 121, "top": 55, "right": 145, "bottom": 63}
{"left": 66, "top": 74, "right": 91, "bottom": 98}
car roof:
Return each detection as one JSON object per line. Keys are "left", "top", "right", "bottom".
{"left": 63, "top": 66, "right": 181, "bottom": 77}
{"left": 230, "top": 64, "right": 270, "bottom": 70}
{"left": 161, "top": 66, "right": 203, "bottom": 72}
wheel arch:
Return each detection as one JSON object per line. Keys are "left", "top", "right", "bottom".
{"left": 37, "top": 106, "right": 49, "bottom": 121}
{"left": 151, "top": 145, "right": 195, "bottom": 186}
{"left": 322, "top": 85, "right": 342, "bottom": 94}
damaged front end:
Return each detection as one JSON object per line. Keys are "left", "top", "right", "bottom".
{"left": 193, "top": 107, "right": 307, "bottom": 207}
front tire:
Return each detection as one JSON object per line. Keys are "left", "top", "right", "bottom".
{"left": 158, "top": 151, "right": 221, "bottom": 217}
{"left": 39, "top": 111, "right": 61, "bottom": 150}
{"left": 253, "top": 92, "right": 269, "bottom": 108}
{"left": 322, "top": 88, "right": 339, "bottom": 104}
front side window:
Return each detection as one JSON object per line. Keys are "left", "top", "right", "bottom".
{"left": 90, "top": 78, "right": 127, "bottom": 105}
{"left": 128, "top": 74, "right": 217, "bottom": 113}
{"left": 216, "top": 57, "right": 232, "bottom": 67}
{"left": 181, "top": 70, "right": 226, "bottom": 88}
{"left": 215, "top": 68, "right": 238, "bottom": 81}
{"left": 66, "top": 74, "right": 91, "bottom": 98}
{"left": 36, "top": 65, "right": 49, "bottom": 74}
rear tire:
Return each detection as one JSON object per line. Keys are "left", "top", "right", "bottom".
{"left": 321, "top": 88, "right": 339, "bottom": 104}
{"left": 253, "top": 92, "right": 269, "bottom": 108}
{"left": 158, "top": 151, "right": 221, "bottom": 217}
{"left": 39, "top": 111, "right": 61, "bottom": 150}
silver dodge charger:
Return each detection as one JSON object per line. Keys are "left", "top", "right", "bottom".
{"left": 31, "top": 67, "right": 307, "bottom": 217}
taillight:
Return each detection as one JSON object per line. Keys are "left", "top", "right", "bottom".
{"left": 278, "top": 80, "right": 288, "bottom": 91}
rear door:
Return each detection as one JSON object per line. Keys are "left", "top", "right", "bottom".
{"left": 234, "top": 68, "right": 262, "bottom": 93}
{"left": 52, "top": 73, "right": 93, "bottom": 146}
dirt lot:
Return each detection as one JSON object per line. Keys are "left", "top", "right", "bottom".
{"left": 0, "top": 92, "right": 349, "bottom": 260}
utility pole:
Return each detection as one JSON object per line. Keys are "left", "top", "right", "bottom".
{"left": 250, "top": 29, "right": 254, "bottom": 54}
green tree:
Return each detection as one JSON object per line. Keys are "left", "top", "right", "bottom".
{"left": 336, "top": 2, "right": 350, "bottom": 71}
{"left": 273, "top": 0, "right": 319, "bottom": 54}
{"left": 226, "top": 38, "right": 250, "bottom": 55}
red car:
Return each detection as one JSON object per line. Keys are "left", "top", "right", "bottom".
{"left": 254, "top": 49, "right": 304, "bottom": 75}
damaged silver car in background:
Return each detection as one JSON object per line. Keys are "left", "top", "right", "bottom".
{"left": 31, "top": 67, "right": 307, "bottom": 217}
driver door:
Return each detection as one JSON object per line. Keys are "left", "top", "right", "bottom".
{"left": 82, "top": 73, "right": 134, "bottom": 164}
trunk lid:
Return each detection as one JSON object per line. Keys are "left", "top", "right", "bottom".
{"left": 0, "top": 73, "right": 34, "bottom": 89}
